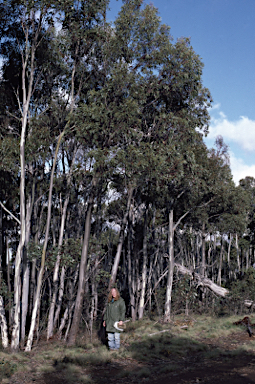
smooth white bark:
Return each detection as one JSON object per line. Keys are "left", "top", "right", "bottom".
{"left": 164, "top": 210, "right": 174, "bottom": 322}
{"left": 175, "top": 263, "right": 229, "bottom": 297}
{"left": 138, "top": 211, "right": 148, "bottom": 319}
{"left": 53, "top": 266, "right": 66, "bottom": 329}
{"left": 109, "top": 187, "right": 133, "bottom": 288}
{"left": 0, "top": 295, "right": 8, "bottom": 348}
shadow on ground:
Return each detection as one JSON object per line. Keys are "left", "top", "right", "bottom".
{"left": 6, "top": 331, "right": 255, "bottom": 384}
{"left": 37, "top": 334, "right": 255, "bottom": 384}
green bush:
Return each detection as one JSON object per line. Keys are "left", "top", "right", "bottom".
{"left": 228, "top": 268, "right": 255, "bottom": 314}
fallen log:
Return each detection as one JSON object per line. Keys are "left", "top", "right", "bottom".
{"left": 148, "top": 329, "right": 171, "bottom": 336}
{"left": 174, "top": 263, "right": 229, "bottom": 298}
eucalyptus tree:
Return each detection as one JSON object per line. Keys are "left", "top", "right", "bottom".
{"left": 79, "top": 0, "right": 212, "bottom": 323}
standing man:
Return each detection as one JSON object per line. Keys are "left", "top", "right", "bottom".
{"left": 103, "top": 287, "right": 126, "bottom": 350}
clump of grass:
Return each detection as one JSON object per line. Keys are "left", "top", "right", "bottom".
{"left": 0, "top": 358, "right": 17, "bottom": 380}
{"left": 235, "top": 341, "right": 255, "bottom": 352}
{"left": 40, "top": 359, "right": 95, "bottom": 384}
{"left": 57, "top": 345, "right": 111, "bottom": 368}
{"left": 181, "top": 315, "right": 242, "bottom": 341}
{"left": 158, "top": 364, "right": 180, "bottom": 374}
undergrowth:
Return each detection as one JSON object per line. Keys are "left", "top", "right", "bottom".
{"left": 0, "top": 314, "right": 254, "bottom": 383}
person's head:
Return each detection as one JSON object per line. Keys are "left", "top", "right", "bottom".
{"left": 108, "top": 287, "right": 120, "bottom": 302}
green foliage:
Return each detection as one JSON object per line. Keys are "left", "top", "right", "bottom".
{"left": 172, "top": 275, "right": 197, "bottom": 313}
{"left": 228, "top": 268, "right": 255, "bottom": 314}
{"left": 0, "top": 280, "right": 8, "bottom": 297}
{"left": 27, "top": 241, "right": 44, "bottom": 262}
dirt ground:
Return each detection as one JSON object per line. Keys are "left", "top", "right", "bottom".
{"left": 6, "top": 331, "right": 255, "bottom": 384}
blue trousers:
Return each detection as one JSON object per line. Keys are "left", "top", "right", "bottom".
{"left": 107, "top": 332, "right": 120, "bottom": 350}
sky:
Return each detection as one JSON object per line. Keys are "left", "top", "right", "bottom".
{"left": 107, "top": 0, "right": 255, "bottom": 185}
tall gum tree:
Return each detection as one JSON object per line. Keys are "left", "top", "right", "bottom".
{"left": 97, "top": 1, "right": 212, "bottom": 308}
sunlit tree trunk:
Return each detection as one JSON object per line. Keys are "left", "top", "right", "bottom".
{"left": 0, "top": 295, "right": 8, "bottom": 348}
{"left": 138, "top": 210, "right": 148, "bottom": 319}
{"left": 227, "top": 233, "right": 232, "bottom": 278}
{"left": 164, "top": 209, "right": 174, "bottom": 322}
{"left": 217, "top": 237, "right": 224, "bottom": 286}
{"left": 201, "top": 222, "right": 206, "bottom": 278}
{"left": 108, "top": 187, "right": 133, "bottom": 289}
{"left": 53, "top": 266, "right": 66, "bottom": 329}
{"left": 21, "top": 180, "right": 34, "bottom": 343}
{"left": 11, "top": 106, "right": 27, "bottom": 349}
{"left": 236, "top": 234, "right": 240, "bottom": 273}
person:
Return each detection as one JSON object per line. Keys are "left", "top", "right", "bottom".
{"left": 103, "top": 287, "right": 126, "bottom": 351}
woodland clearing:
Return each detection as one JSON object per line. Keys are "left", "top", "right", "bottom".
{"left": 2, "top": 315, "right": 255, "bottom": 384}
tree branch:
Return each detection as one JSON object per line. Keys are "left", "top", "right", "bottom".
{"left": 0, "top": 202, "right": 21, "bottom": 225}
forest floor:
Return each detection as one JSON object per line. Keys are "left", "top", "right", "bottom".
{"left": 2, "top": 315, "right": 255, "bottom": 384}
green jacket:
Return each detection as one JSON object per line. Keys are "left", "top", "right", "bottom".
{"left": 104, "top": 297, "right": 126, "bottom": 333}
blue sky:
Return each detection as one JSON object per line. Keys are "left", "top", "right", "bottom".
{"left": 107, "top": 0, "right": 255, "bottom": 184}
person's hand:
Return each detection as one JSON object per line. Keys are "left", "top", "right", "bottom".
{"left": 103, "top": 321, "right": 106, "bottom": 327}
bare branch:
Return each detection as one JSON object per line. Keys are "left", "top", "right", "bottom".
{"left": 0, "top": 202, "right": 21, "bottom": 225}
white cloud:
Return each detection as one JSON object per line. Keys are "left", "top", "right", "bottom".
{"left": 208, "top": 114, "right": 255, "bottom": 151}
{"left": 210, "top": 102, "right": 221, "bottom": 111}
{"left": 229, "top": 151, "right": 255, "bottom": 185}
{"left": 205, "top": 107, "right": 255, "bottom": 185}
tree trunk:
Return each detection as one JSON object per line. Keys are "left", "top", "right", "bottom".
{"left": 11, "top": 242, "right": 22, "bottom": 349}
{"left": 236, "top": 234, "right": 240, "bottom": 273}
{"left": 21, "top": 183, "right": 34, "bottom": 343}
{"left": 47, "top": 195, "right": 70, "bottom": 340}
{"left": 108, "top": 187, "right": 133, "bottom": 289}
{"left": 67, "top": 176, "right": 97, "bottom": 346}
{"left": 29, "top": 259, "right": 36, "bottom": 316}
{"left": 138, "top": 210, "right": 148, "bottom": 319}
{"left": 227, "top": 233, "right": 232, "bottom": 278}
{"left": 246, "top": 249, "right": 249, "bottom": 271}
{"left": 127, "top": 222, "right": 136, "bottom": 321}
{"left": 11, "top": 118, "right": 27, "bottom": 349}
{"left": 53, "top": 266, "right": 66, "bottom": 329}
{"left": 201, "top": 222, "right": 206, "bottom": 278}
{"left": 0, "top": 295, "right": 8, "bottom": 348}
{"left": 6, "top": 238, "right": 12, "bottom": 326}
{"left": 217, "top": 238, "right": 224, "bottom": 286}
{"left": 58, "top": 264, "right": 79, "bottom": 339}
{"left": 164, "top": 209, "right": 174, "bottom": 322}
